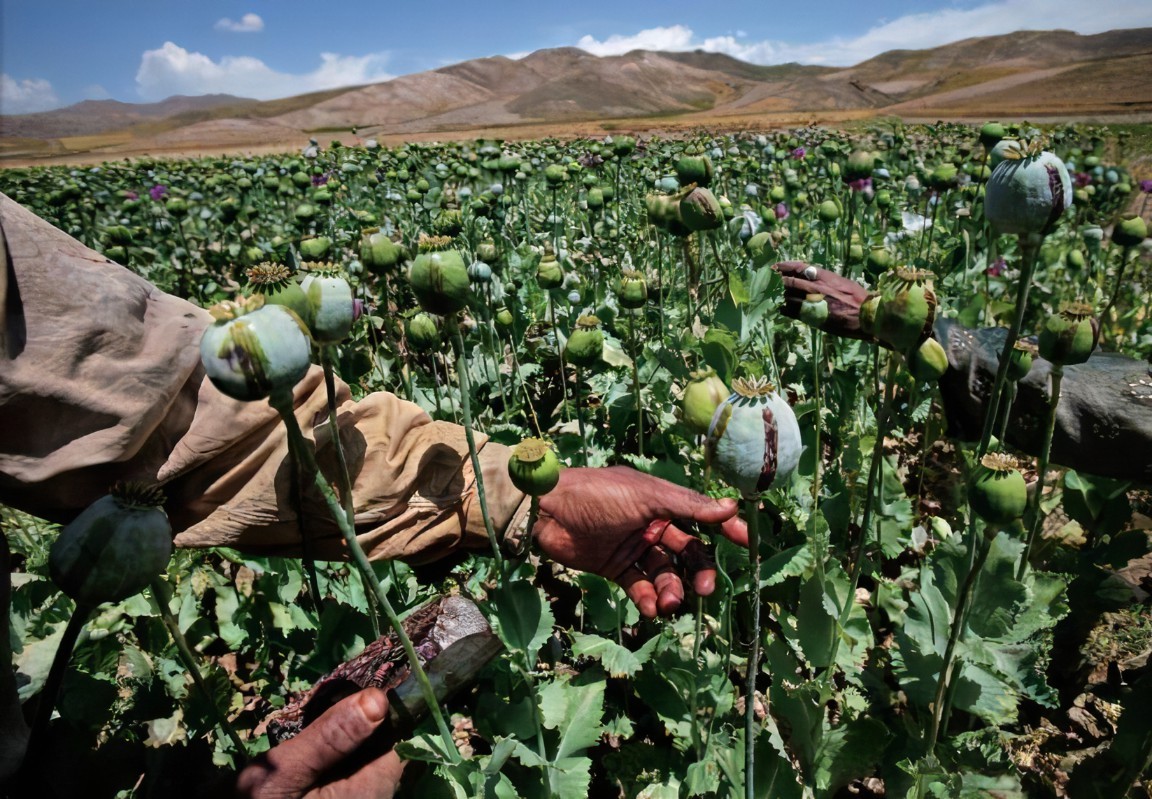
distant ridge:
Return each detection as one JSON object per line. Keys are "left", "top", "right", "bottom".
{"left": 3, "top": 27, "right": 1150, "bottom": 162}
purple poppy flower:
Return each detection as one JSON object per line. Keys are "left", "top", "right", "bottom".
{"left": 790, "top": 147, "right": 806, "bottom": 160}
{"left": 352, "top": 298, "right": 365, "bottom": 323}
{"left": 985, "top": 257, "right": 1006, "bottom": 277}
{"left": 775, "top": 202, "right": 790, "bottom": 220}
{"left": 1073, "top": 172, "right": 1092, "bottom": 189}
{"left": 312, "top": 173, "right": 330, "bottom": 187}
{"left": 848, "top": 177, "right": 872, "bottom": 193}
{"left": 149, "top": 184, "right": 168, "bottom": 201}
{"left": 1140, "top": 179, "right": 1152, "bottom": 193}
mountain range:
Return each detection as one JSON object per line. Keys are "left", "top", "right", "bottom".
{"left": 2, "top": 27, "right": 1150, "bottom": 163}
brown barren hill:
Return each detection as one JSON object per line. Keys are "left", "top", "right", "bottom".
{"left": 3, "top": 27, "right": 1151, "bottom": 163}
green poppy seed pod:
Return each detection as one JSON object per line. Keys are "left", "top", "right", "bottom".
{"left": 746, "top": 231, "right": 776, "bottom": 267}
{"left": 300, "top": 235, "right": 332, "bottom": 261}
{"left": 611, "top": 136, "right": 636, "bottom": 156}
{"left": 359, "top": 228, "right": 403, "bottom": 275}
{"left": 242, "top": 245, "right": 265, "bottom": 266}
{"left": 679, "top": 186, "right": 724, "bottom": 232}
{"left": 768, "top": 185, "right": 787, "bottom": 203}
{"left": 1038, "top": 302, "right": 1099, "bottom": 366}
{"left": 564, "top": 315, "right": 604, "bottom": 368}
{"left": 988, "top": 139, "right": 1023, "bottom": 168}
{"left": 105, "top": 224, "right": 133, "bottom": 246}
{"left": 645, "top": 194, "right": 688, "bottom": 236}
{"left": 979, "top": 122, "right": 1006, "bottom": 150}
{"left": 536, "top": 250, "right": 565, "bottom": 290}
{"left": 409, "top": 237, "right": 470, "bottom": 315}
{"left": 681, "top": 368, "right": 729, "bottom": 436}
{"left": 817, "top": 199, "right": 841, "bottom": 223}
{"left": 1112, "top": 215, "right": 1148, "bottom": 248}
{"left": 507, "top": 438, "right": 561, "bottom": 496}
{"left": 1066, "top": 249, "right": 1086, "bottom": 270}
{"left": 799, "top": 293, "right": 829, "bottom": 328}
{"left": 1005, "top": 340, "right": 1036, "bottom": 382}
{"left": 301, "top": 268, "right": 355, "bottom": 344}
{"left": 50, "top": 482, "right": 173, "bottom": 606}
{"left": 246, "top": 262, "right": 311, "bottom": 325}
{"left": 985, "top": 148, "right": 1072, "bottom": 236}
{"left": 874, "top": 269, "right": 937, "bottom": 351}
{"left": 587, "top": 187, "right": 604, "bottom": 209}
{"left": 968, "top": 453, "right": 1027, "bottom": 528}
{"left": 927, "top": 163, "right": 959, "bottom": 192}
{"left": 675, "top": 154, "right": 713, "bottom": 187}
{"left": 495, "top": 308, "right": 514, "bottom": 329}
{"left": 876, "top": 190, "right": 892, "bottom": 209}
{"left": 200, "top": 296, "right": 313, "bottom": 402}
{"left": 617, "top": 270, "right": 648, "bottom": 309}
{"left": 706, "top": 376, "right": 802, "bottom": 498}
{"left": 406, "top": 312, "right": 440, "bottom": 352}
{"left": 544, "top": 164, "right": 567, "bottom": 186}
{"left": 844, "top": 150, "right": 875, "bottom": 183}
{"left": 476, "top": 240, "right": 499, "bottom": 264}
{"left": 294, "top": 203, "right": 316, "bottom": 222}
{"left": 468, "top": 260, "right": 493, "bottom": 284}
{"left": 866, "top": 246, "right": 893, "bottom": 277}
{"left": 165, "top": 198, "right": 189, "bottom": 218}
{"left": 908, "top": 336, "right": 948, "bottom": 382}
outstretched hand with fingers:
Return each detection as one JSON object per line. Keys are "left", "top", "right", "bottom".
{"left": 775, "top": 260, "right": 872, "bottom": 341}
{"left": 533, "top": 466, "right": 748, "bottom": 618}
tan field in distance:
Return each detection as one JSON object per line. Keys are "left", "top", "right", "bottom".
{"left": 2, "top": 28, "right": 1151, "bottom": 167}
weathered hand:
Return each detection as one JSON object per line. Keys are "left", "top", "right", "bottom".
{"left": 774, "top": 260, "right": 872, "bottom": 341}
{"left": 534, "top": 467, "right": 747, "bottom": 618}
{"left": 235, "top": 688, "right": 404, "bottom": 799}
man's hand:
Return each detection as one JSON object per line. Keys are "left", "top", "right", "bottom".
{"left": 534, "top": 467, "right": 747, "bottom": 618}
{"left": 235, "top": 688, "right": 404, "bottom": 799}
{"left": 775, "top": 261, "right": 872, "bottom": 341}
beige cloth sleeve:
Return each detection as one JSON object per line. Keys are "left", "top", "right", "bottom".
{"left": 0, "top": 192, "right": 527, "bottom": 564}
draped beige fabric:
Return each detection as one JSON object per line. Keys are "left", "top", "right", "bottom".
{"left": 0, "top": 192, "right": 527, "bottom": 563}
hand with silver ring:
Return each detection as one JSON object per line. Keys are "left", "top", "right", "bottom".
{"left": 773, "top": 260, "right": 873, "bottom": 341}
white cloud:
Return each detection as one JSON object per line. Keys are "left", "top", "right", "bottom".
{"left": 0, "top": 74, "right": 61, "bottom": 114}
{"left": 575, "top": 1, "right": 1152, "bottom": 66}
{"left": 135, "top": 42, "right": 393, "bottom": 101}
{"left": 576, "top": 25, "right": 697, "bottom": 56}
{"left": 215, "top": 13, "right": 264, "bottom": 33}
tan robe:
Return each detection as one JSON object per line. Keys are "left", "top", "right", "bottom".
{"left": 0, "top": 191, "right": 528, "bottom": 563}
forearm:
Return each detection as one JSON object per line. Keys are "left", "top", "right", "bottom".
{"left": 934, "top": 318, "right": 1152, "bottom": 483}
{"left": 0, "top": 192, "right": 526, "bottom": 561}
{"left": 163, "top": 367, "right": 528, "bottom": 563}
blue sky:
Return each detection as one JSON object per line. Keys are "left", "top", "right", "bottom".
{"left": 2, "top": 0, "right": 1151, "bottom": 115}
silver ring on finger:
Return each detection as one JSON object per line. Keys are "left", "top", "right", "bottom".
{"left": 802, "top": 266, "right": 819, "bottom": 281}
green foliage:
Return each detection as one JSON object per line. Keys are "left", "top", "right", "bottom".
{"left": 2, "top": 121, "right": 1149, "bottom": 797}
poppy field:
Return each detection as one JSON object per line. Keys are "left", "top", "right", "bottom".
{"left": 2, "top": 120, "right": 1151, "bottom": 798}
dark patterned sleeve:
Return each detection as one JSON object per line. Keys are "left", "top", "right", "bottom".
{"left": 935, "top": 318, "right": 1152, "bottom": 483}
